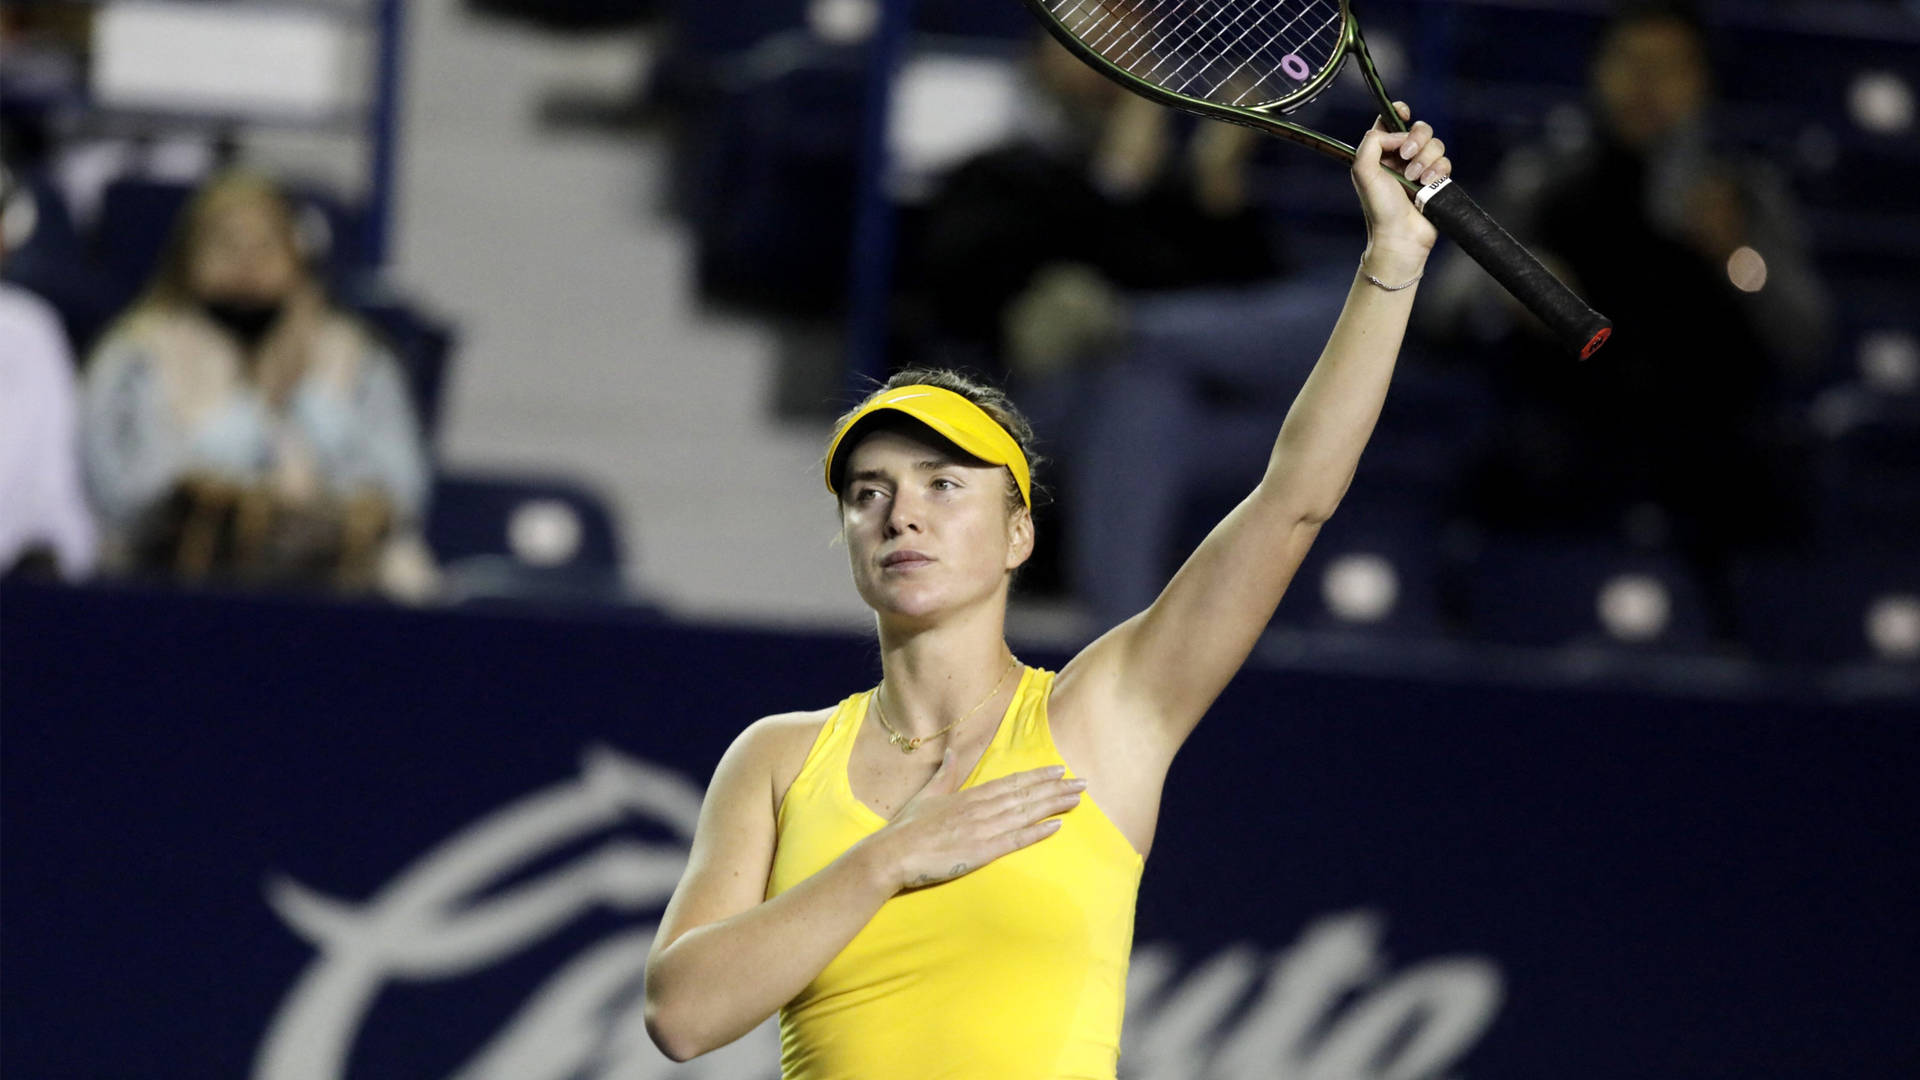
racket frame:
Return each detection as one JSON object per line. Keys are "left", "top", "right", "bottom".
{"left": 1023, "top": 0, "right": 1415, "bottom": 183}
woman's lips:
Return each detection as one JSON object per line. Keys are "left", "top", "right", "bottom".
{"left": 881, "top": 551, "right": 934, "bottom": 570}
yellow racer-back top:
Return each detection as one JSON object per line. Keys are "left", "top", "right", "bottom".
{"left": 768, "top": 665, "right": 1144, "bottom": 1080}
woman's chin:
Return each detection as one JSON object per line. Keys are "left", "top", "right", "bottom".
{"left": 874, "top": 592, "right": 945, "bottom": 621}
{"left": 856, "top": 566, "right": 1006, "bottom": 624}
{"left": 858, "top": 578, "right": 952, "bottom": 622}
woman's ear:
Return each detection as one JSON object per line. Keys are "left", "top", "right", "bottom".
{"left": 1004, "top": 506, "right": 1035, "bottom": 571}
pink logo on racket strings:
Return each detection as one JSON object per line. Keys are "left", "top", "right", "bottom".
{"left": 1280, "top": 53, "right": 1312, "bottom": 81}
{"left": 255, "top": 748, "right": 1504, "bottom": 1079}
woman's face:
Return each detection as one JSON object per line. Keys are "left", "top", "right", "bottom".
{"left": 187, "top": 195, "right": 302, "bottom": 303}
{"left": 839, "top": 429, "right": 1033, "bottom": 623}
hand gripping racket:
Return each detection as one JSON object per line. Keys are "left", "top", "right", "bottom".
{"left": 1019, "top": 0, "right": 1613, "bottom": 358}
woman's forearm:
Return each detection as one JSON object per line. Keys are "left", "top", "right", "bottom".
{"left": 1260, "top": 244, "right": 1427, "bottom": 523}
{"left": 644, "top": 837, "right": 898, "bottom": 1061}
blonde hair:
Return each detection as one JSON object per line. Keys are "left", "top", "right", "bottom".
{"left": 130, "top": 171, "right": 308, "bottom": 316}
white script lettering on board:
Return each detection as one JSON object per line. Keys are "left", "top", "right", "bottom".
{"left": 257, "top": 748, "right": 1502, "bottom": 1079}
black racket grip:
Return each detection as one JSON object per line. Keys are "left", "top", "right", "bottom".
{"left": 1421, "top": 181, "right": 1612, "bottom": 359}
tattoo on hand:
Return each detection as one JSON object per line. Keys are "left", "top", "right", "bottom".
{"left": 910, "top": 863, "right": 969, "bottom": 888}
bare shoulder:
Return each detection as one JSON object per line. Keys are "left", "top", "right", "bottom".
{"left": 650, "top": 707, "right": 835, "bottom": 958}
{"left": 725, "top": 707, "right": 835, "bottom": 815}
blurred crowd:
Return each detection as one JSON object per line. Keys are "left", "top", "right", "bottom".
{"left": 3, "top": 0, "right": 1915, "bottom": 663}
{"left": 3, "top": 166, "right": 432, "bottom": 596}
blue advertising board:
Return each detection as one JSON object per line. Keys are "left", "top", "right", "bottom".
{"left": 2, "top": 581, "right": 1914, "bottom": 1078}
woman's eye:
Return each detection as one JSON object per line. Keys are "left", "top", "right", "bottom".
{"left": 931, "top": 477, "right": 958, "bottom": 491}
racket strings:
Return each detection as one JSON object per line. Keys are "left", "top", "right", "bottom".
{"left": 1055, "top": 0, "right": 1235, "bottom": 76}
{"left": 1139, "top": 1, "right": 1272, "bottom": 87}
{"left": 1086, "top": 0, "right": 1238, "bottom": 77}
{"left": 1045, "top": 0, "right": 1344, "bottom": 107}
{"left": 1068, "top": 0, "right": 1324, "bottom": 100}
{"left": 1157, "top": 0, "right": 1337, "bottom": 102}
{"left": 1211, "top": 4, "right": 1344, "bottom": 103}
{"left": 1078, "top": 0, "right": 1195, "bottom": 67}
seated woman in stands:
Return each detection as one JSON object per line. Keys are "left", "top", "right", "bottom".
{"left": 81, "top": 172, "right": 432, "bottom": 597}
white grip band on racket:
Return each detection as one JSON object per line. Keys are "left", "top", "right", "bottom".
{"left": 1414, "top": 176, "right": 1452, "bottom": 214}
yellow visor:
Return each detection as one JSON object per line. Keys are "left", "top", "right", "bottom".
{"left": 824, "top": 384, "right": 1031, "bottom": 509}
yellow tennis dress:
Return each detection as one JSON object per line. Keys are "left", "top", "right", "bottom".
{"left": 768, "top": 665, "right": 1145, "bottom": 1080}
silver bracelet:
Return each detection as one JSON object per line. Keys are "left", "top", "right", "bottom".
{"left": 1360, "top": 262, "right": 1423, "bottom": 291}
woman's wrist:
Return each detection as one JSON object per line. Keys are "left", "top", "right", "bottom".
{"left": 848, "top": 831, "right": 905, "bottom": 896}
{"left": 1359, "top": 241, "right": 1431, "bottom": 288}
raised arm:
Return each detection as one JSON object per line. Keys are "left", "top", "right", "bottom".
{"left": 1058, "top": 104, "right": 1448, "bottom": 754}
{"left": 644, "top": 718, "right": 1082, "bottom": 1061}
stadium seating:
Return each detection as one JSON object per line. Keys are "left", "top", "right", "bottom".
{"left": 344, "top": 287, "right": 459, "bottom": 447}
{"left": 1462, "top": 536, "right": 1715, "bottom": 652}
{"left": 1812, "top": 392, "right": 1920, "bottom": 552}
{"left": 1269, "top": 488, "right": 1449, "bottom": 638}
{"left": 0, "top": 168, "right": 119, "bottom": 349}
{"left": 1733, "top": 553, "right": 1920, "bottom": 666}
{"left": 681, "top": 41, "right": 869, "bottom": 314}
{"left": 645, "top": 0, "right": 812, "bottom": 114}
{"left": 426, "top": 471, "right": 636, "bottom": 608}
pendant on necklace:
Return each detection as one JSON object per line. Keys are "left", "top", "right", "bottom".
{"left": 890, "top": 732, "right": 921, "bottom": 753}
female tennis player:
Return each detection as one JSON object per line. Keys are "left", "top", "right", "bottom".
{"left": 644, "top": 104, "right": 1449, "bottom": 1076}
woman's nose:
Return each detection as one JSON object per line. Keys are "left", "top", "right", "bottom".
{"left": 885, "top": 492, "right": 924, "bottom": 535}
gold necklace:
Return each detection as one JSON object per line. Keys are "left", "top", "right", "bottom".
{"left": 872, "top": 654, "right": 1021, "bottom": 754}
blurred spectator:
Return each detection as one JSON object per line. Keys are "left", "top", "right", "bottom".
{"left": 900, "top": 33, "right": 1282, "bottom": 379}
{"left": 897, "top": 35, "right": 1321, "bottom": 620}
{"left": 80, "top": 172, "right": 434, "bottom": 598}
{"left": 0, "top": 2, "right": 137, "bottom": 351}
{"left": 1423, "top": 1, "right": 1832, "bottom": 638}
{"left": 1046, "top": 268, "right": 1365, "bottom": 628}
{"left": 1, "top": 167, "right": 96, "bottom": 580}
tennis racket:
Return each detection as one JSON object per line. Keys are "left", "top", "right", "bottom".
{"left": 1018, "top": 0, "right": 1613, "bottom": 359}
